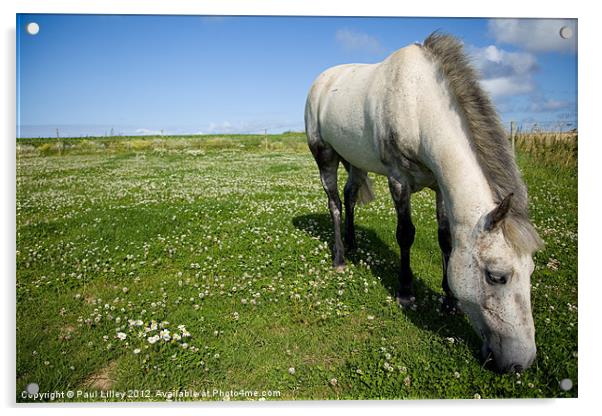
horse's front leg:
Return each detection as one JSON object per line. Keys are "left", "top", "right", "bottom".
{"left": 436, "top": 191, "right": 458, "bottom": 313}
{"left": 388, "top": 177, "right": 415, "bottom": 306}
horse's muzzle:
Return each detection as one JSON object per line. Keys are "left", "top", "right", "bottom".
{"left": 481, "top": 342, "right": 535, "bottom": 374}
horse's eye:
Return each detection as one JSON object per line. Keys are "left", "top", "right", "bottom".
{"left": 485, "top": 270, "right": 509, "bottom": 285}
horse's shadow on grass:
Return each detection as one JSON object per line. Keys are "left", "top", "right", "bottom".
{"left": 292, "top": 213, "right": 483, "bottom": 363}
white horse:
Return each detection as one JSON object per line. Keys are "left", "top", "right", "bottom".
{"left": 305, "top": 33, "right": 543, "bottom": 373}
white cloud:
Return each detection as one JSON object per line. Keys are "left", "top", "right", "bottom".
{"left": 480, "top": 77, "right": 534, "bottom": 97}
{"left": 528, "top": 97, "right": 572, "bottom": 113}
{"left": 204, "top": 120, "right": 302, "bottom": 134}
{"left": 134, "top": 128, "right": 163, "bottom": 135}
{"left": 335, "top": 28, "right": 384, "bottom": 54}
{"left": 207, "top": 121, "right": 232, "bottom": 133}
{"left": 469, "top": 45, "right": 538, "bottom": 97}
{"left": 488, "top": 19, "right": 577, "bottom": 53}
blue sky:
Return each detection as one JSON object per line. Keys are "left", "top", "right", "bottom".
{"left": 16, "top": 14, "right": 577, "bottom": 138}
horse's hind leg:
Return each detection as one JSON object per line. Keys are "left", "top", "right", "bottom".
{"left": 436, "top": 191, "right": 457, "bottom": 313}
{"left": 309, "top": 139, "right": 345, "bottom": 271}
{"left": 343, "top": 165, "right": 369, "bottom": 250}
{"left": 388, "top": 176, "right": 415, "bottom": 307}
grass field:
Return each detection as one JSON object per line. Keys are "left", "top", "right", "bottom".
{"left": 16, "top": 133, "right": 577, "bottom": 401}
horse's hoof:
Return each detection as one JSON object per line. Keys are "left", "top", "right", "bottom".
{"left": 396, "top": 292, "right": 416, "bottom": 308}
{"left": 334, "top": 264, "right": 346, "bottom": 273}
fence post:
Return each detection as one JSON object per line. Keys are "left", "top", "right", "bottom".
{"left": 510, "top": 121, "right": 516, "bottom": 154}
{"left": 264, "top": 129, "right": 268, "bottom": 151}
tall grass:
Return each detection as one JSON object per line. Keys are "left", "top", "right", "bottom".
{"left": 16, "top": 133, "right": 309, "bottom": 157}
{"left": 17, "top": 131, "right": 578, "bottom": 169}
{"left": 513, "top": 131, "right": 577, "bottom": 168}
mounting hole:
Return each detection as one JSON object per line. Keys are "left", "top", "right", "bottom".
{"left": 559, "top": 26, "right": 573, "bottom": 40}
{"left": 26, "top": 382, "right": 40, "bottom": 395}
{"left": 26, "top": 22, "right": 40, "bottom": 35}
{"left": 559, "top": 378, "right": 573, "bottom": 391}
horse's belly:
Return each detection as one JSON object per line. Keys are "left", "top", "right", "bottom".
{"left": 322, "top": 128, "right": 389, "bottom": 176}
{"left": 338, "top": 144, "right": 389, "bottom": 176}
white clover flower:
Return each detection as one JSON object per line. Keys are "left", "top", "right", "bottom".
{"left": 160, "top": 330, "right": 171, "bottom": 341}
{"left": 288, "top": 367, "right": 296, "bottom": 375}
{"left": 147, "top": 335, "right": 160, "bottom": 344}
{"left": 116, "top": 332, "right": 127, "bottom": 340}
{"left": 133, "top": 348, "right": 141, "bottom": 354}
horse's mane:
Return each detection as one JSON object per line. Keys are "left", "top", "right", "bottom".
{"left": 421, "top": 32, "right": 543, "bottom": 254}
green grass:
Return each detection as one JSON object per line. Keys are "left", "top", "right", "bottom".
{"left": 16, "top": 134, "right": 577, "bottom": 401}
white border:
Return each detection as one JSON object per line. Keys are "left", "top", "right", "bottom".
{"left": 6, "top": 0, "right": 583, "bottom": 18}
{"left": 3, "top": 1, "right": 599, "bottom": 416}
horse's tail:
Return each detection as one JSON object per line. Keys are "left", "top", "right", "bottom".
{"left": 357, "top": 175, "right": 375, "bottom": 205}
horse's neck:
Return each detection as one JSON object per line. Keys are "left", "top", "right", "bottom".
{"left": 421, "top": 109, "right": 495, "bottom": 240}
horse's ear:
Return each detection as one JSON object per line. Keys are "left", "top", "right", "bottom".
{"left": 485, "top": 193, "right": 513, "bottom": 231}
